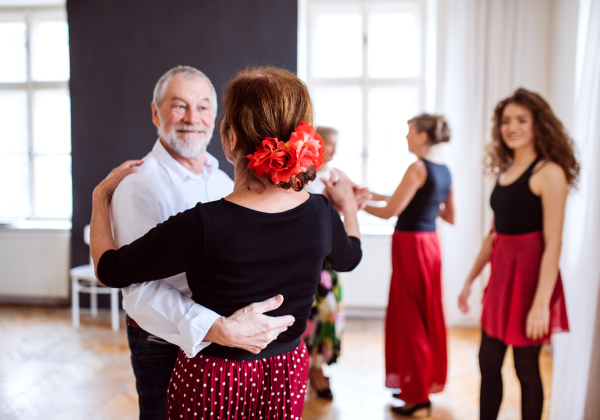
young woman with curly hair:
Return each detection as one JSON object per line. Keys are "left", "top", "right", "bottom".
{"left": 458, "top": 88, "right": 579, "bottom": 420}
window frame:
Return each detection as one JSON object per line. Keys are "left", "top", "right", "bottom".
{"left": 298, "top": 0, "right": 426, "bottom": 228}
{"left": 300, "top": 0, "right": 426, "bottom": 187}
{"left": 0, "top": 5, "right": 70, "bottom": 221}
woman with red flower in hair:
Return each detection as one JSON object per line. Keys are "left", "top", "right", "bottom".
{"left": 89, "top": 67, "right": 362, "bottom": 419}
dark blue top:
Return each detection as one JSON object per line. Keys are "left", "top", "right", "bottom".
{"left": 395, "top": 159, "right": 452, "bottom": 232}
{"left": 97, "top": 194, "right": 362, "bottom": 361}
{"left": 490, "top": 158, "right": 543, "bottom": 235}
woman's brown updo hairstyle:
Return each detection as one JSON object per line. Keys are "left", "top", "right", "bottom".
{"left": 408, "top": 113, "right": 451, "bottom": 144}
{"left": 486, "top": 87, "right": 580, "bottom": 188}
{"left": 222, "top": 67, "right": 316, "bottom": 191}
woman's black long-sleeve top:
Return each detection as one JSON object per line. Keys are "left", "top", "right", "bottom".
{"left": 97, "top": 194, "right": 362, "bottom": 360}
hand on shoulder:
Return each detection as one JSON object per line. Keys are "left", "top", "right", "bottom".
{"left": 93, "top": 160, "right": 144, "bottom": 202}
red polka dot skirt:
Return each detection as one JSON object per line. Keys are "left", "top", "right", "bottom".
{"left": 167, "top": 341, "right": 309, "bottom": 419}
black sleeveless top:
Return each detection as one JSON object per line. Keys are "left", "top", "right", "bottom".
{"left": 490, "top": 158, "right": 543, "bottom": 235}
{"left": 395, "top": 159, "right": 452, "bottom": 232}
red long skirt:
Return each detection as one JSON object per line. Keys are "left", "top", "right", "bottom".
{"left": 385, "top": 231, "right": 447, "bottom": 403}
{"left": 482, "top": 231, "right": 569, "bottom": 346}
{"left": 166, "top": 341, "right": 309, "bottom": 420}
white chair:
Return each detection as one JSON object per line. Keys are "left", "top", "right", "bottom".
{"left": 71, "top": 225, "right": 120, "bottom": 331}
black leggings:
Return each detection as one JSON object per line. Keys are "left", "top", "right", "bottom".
{"left": 479, "top": 330, "right": 543, "bottom": 420}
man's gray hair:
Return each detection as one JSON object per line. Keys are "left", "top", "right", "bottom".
{"left": 153, "top": 66, "right": 218, "bottom": 115}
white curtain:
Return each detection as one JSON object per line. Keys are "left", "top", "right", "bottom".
{"left": 435, "top": 0, "right": 600, "bottom": 418}
{"left": 434, "top": 0, "right": 553, "bottom": 326}
{"left": 551, "top": 0, "right": 600, "bottom": 418}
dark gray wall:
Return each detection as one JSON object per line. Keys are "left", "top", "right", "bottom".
{"left": 68, "top": 0, "right": 298, "bottom": 274}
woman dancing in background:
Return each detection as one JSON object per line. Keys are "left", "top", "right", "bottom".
{"left": 458, "top": 88, "right": 578, "bottom": 420}
{"left": 366, "top": 114, "right": 454, "bottom": 416}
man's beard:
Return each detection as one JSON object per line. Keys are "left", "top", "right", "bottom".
{"left": 158, "top": 120, "right": 213, "bottom": 159}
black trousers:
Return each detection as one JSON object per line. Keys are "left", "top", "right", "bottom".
{"left": 479, "top": 330, "right": 543, "bottom": 420}
{"left": 127, "top": 323, "right": 179, "bottom": 420}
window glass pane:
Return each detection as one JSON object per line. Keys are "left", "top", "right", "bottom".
{"left": 367, "top": 87, "right": 419, "bottom": 193}
{"left": 367, "top": 153, "right": 417, "bottom": 197}
{"left": 33, "top": 89, "right": 71, "bottom": 154}
{"left": 0, "top": 21, "right": 27, "bottom": 82}
{"left": 34, "top": 155, "right": 72, "bottom": 218}
{"left": 312, "top": 86, "right": 363, "bottom": 156}
{"left": 368, "top": 12, "right": 420, "bottom": 78}
{"left": 0, "top": 22, "right": 27, "bottom": 82}
{"left": 31, "top": 20, "right": 70, "bottom": 81}
{"left": 329, "top": 154, "right": 362, "bottom": 187}
{"left": 311, "top": 12, "right": 362, "bottom": 78}
{"left": 0, "top": 154, "right": 30, "bottom": 219}
{"left": 0, "top": 90, "right": 28, "bottom": 153}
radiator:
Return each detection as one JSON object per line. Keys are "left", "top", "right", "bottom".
{"left": 343, "top": 234, "right": 392, "bottom": 311}
{"left": 0, "top": 228, "right": 71, "bottom": 299}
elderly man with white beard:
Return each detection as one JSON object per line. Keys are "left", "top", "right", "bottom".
{"left": 110, "top": 66, "right": 295, "bottom": 420}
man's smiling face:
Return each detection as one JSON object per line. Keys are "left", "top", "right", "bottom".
{"left": 153, "top": 74, "right": 216, "bottom": 158}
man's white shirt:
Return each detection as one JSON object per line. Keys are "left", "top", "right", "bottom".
{"left": 110, "top": 140, "right": 234, "bottom": 358}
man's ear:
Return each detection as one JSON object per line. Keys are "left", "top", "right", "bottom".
{"left": 151, "top": 102, "right": 160, "bottom": 128}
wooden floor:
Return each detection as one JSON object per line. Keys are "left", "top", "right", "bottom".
{"left": 0, "top": 305, "right": 553, "bottom": 420}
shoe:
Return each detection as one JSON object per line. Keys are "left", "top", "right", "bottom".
{"left": 391, "top": 401, "right": 432, "bottom": 417}
{"left": 308, "top": 371, "right": 333, "bottom": 400}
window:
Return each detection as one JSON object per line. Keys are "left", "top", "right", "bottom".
{"left": 300, "top": 0, "right": 426, "bottom": 226}
{"left": 0, "top": 7, "right": 71, "bottom": 221}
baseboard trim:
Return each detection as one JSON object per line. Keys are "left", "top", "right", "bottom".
{"left": 345, "top": 307, "right": 386, "bottom": 318}
{"left": 0, "top": 296, "right": 69, "bottom": 306}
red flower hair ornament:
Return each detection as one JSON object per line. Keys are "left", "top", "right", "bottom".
{"left": 246, "top": 121, "right": 326, "bottom": 185}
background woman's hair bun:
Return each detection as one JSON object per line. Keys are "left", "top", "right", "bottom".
{"left": 409, "top": 113, "right": 451, "bottom": 145}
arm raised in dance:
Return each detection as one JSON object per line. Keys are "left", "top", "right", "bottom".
{"left": 90, "top": 160, "right": 143, "bottom": 273}
{"left": 364, "top": 160, "right": 427, "bottom": 219}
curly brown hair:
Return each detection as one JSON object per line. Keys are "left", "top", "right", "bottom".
{"left": 485, "top": 87, "right": 579, "bottom": 188}
{"left": 222, "top": 67, "right": 316, "bottom": 191}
